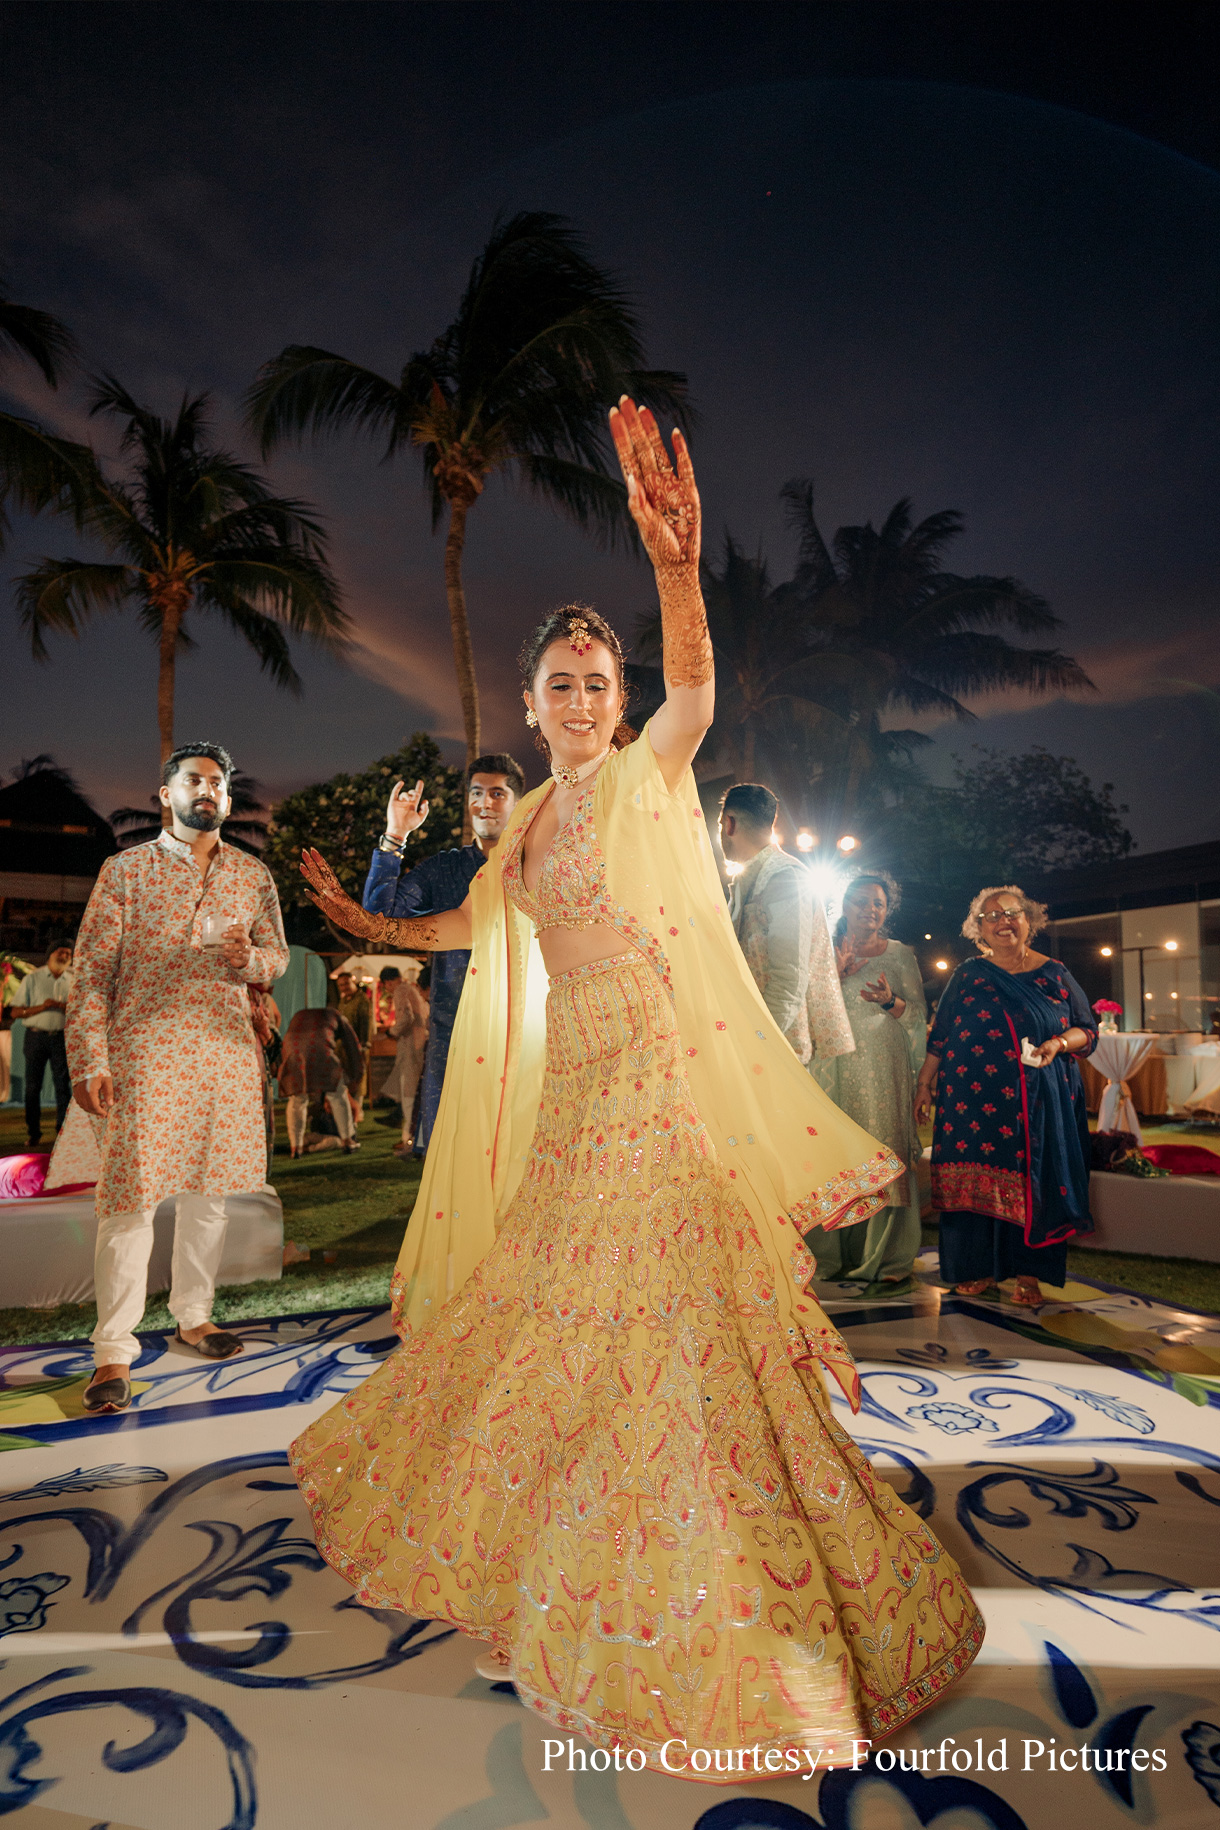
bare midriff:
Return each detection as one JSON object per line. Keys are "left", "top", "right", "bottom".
{"left": 535, "top": 922, "right": 633, "bottom": 978}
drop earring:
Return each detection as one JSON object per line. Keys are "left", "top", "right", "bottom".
{"left": 525, "top": 707, "right": 538, "bottom": 728}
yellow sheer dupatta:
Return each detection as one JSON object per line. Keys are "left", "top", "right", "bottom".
{"left": 392, "top": 723, "right": 903, "bottom": 1395}
{"left": 390, "top": 849, "right": 547, "bottom": 1337}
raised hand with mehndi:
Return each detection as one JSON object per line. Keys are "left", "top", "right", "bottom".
{"left": 299, "top": 847, "right": 471, "bottom": 951}
{"left": 609, "top": 397, "right": 712, "bottom": 785}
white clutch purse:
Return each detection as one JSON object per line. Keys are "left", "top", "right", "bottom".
{"left": 1019, "top": 1036, "right": 1047, "bottom": 1068}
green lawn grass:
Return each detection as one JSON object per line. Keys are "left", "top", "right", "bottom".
{"left": 0, "top": 1102, "right": 419, "bottom": 1346}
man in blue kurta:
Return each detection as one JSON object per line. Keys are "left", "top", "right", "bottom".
{"left": 362, "top": 753, "right": 524, "bottom": 1152}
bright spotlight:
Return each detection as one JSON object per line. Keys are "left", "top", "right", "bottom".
{"left": 837, "top": 834, "right": 859, "bottom": 853}
{"left": 924, "top": 933, "right": 932, "bottom": 940}
{"left": 809, "top": 863, "right": 844, "bottom": 903}
{"left": 795, "top": 829, "right": 815, "bottom": 852}
{"left": 1100, "top": 946, "right": 1113, "bottom": 957}
{"left": 1165, "top": 940, "right": 1179, "bottom": 952}
{"left": 935, "top": 959, "right": 949, "bottom": 972}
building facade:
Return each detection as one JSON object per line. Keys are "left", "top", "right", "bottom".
{"left": 0, "top": 770, "right": 116, "bottom": 956}
{"left": 1034, "top": 841, "right": 1220, "bottom": 1036}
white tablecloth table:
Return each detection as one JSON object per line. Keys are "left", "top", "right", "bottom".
{"left": 1088, "top": 1031, "right": 1160, "bottom": 1143}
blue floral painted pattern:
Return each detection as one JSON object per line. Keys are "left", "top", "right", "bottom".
{"left": 906, "top": 1401, "right": 1000, "bottom": 1435}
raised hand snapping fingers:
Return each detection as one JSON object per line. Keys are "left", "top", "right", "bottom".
{"left": 387, "top": 778, "right": 429, "bottom": 840}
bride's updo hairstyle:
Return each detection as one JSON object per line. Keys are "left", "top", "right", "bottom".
{"left": 517, "top": 602, "right": 638, "bottom": 759}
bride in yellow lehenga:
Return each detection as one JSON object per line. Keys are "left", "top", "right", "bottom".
{"left": 289, "top": 400, "right": 983, "bottom": 1777}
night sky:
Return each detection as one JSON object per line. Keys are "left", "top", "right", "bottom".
{"left": 4, "top": 3, "right": 1220, "bottom": 852}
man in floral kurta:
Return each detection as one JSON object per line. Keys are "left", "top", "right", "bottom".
{"left": 67, "top": 744, "right": 288, "bottom": 1411}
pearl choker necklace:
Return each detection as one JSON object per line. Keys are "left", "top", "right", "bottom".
{"left": 551, "top": 746, "right": 611, "bottom": 791}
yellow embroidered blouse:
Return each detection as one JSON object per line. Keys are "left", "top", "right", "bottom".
{"left": 500, "top": 783, "right": 604, "bottom": 931}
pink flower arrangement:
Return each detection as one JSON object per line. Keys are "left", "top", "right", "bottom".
{"left": 1093, "top": 999, "right": 1123, "bottom": 1014}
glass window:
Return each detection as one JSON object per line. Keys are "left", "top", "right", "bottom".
{"left": 1044, "top": 914, "right": 1122, "bottom": 1013}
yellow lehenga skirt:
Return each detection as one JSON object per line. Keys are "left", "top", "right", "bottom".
{"left": 289, "top": 952, "right": 983, "bottom": 1774}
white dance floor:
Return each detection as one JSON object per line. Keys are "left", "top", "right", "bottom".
{"left": 2, "top": 1260, "right": 1220, "bottom": 1827}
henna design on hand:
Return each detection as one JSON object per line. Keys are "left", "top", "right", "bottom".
{"left": 299, "top": 849, "right": 440, "bottom": 949}
{"left": 609, "top": 397, "right": 712, "bottom": 691}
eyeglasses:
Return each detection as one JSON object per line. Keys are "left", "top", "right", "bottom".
{"left": 979, "top": 909, "right": 1025, "bottom": 924}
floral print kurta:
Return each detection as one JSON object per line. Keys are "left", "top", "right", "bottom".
{"left": 66, "top": 833, "right": 289, "bottom": 1218}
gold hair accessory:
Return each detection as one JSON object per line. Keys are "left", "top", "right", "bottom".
{"left": 567, "top": 616, "right": 592, "bottom": 656}
{"left": 525, "top": 706, "right": 538, "bottom": 728}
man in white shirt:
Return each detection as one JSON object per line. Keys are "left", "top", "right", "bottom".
{"left": 13, "top": 940, "right": 75, "bottom": 1148}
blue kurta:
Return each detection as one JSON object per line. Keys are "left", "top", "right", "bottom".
{"left": 363, "top": 843, "right": 484, "bottom": 1149}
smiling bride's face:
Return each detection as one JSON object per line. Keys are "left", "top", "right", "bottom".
{"left": 525, "top": 639, "right": 622, "bottom": 767}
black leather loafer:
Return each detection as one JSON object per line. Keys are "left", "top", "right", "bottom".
{"left": 82, "top": 1375, "right": 132, "bottom": 1413}
{"left": 176, "top": 1327, "right": 244, "bottom": 1359}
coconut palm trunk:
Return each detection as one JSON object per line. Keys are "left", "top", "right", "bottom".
{"left": 155, "top": 594, "right": 186, "bottom": 768}
{"left": 443, "top": 499, "right": 481, "bottom": 767}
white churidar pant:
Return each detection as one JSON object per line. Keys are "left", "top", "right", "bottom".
{"left": 92, "top": 1191, "right": 230, "bottom": 1366}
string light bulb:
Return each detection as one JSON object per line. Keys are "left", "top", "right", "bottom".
{"left": 837, "top": 834, "right": 859, "bottom": 853}
{"left": 796, "top": 829, "right": 815, "bottom": 852}
{"left": 1100, "top": 946, "right": 1113, "bottom": 957}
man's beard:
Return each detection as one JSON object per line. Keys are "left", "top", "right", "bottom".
{"left": 179, "top": 800, "right": 221, "bottom": 831}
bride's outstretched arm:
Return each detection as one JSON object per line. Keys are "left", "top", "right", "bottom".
{"left": 300, "top": 848, "right": 473, "bottom": 950}
{"left": 610, "top": 397, "right": 712, "bottom": 789}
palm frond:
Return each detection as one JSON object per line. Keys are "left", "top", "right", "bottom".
{"left": 514, "top": 453, "right": 636, "bottom": 549}
{"left": 245, "top": 348, "right": 406, "bottom": 457}
{"left": 0, "top": 290, "right": 78, "bottom": 388}
{"left": 780, "top": 478, "right": 837, "bottom": 594}
{"left": 199, "top": 550, "right": 350, "bottom": 646}
{"left": 894, "top": 575, "right": 1057, "bottom": 640}
{"left": 894, "top": 635, "right": 1095, "bottom": 706}
{"left": 0, "top": 414, "right": 99, "bottom": 547}
{"left": 196, "top": 597, "right": 302, "bottom": 692}
{"left": 15, "top": 558, "right": 133, "bottom": 660}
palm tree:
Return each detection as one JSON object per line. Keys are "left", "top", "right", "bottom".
{"left": 0, "top": 282, "right": 93, "bottom": 547}
{"left": 110, "top": 766, "right": 270, "bottom": 855}
{"left": 247, "top": 210, "right": 692, "bottom": 769}
{"left": 638, "top": 486, "right": 1093, "bottom": 835}
{"left": 14, "top": 377, "right": 351, "bottom": 768}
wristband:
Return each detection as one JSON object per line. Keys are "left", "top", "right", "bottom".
{"left": 379, "top": 833, "right": 405, "bottom": 857}
{"left": 880, "top": 995, "right": 897, "bottom": 1011}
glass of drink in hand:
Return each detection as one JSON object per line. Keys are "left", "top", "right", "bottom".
{"left": 200, "top": 912, "right": 230, "bottom": 962}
